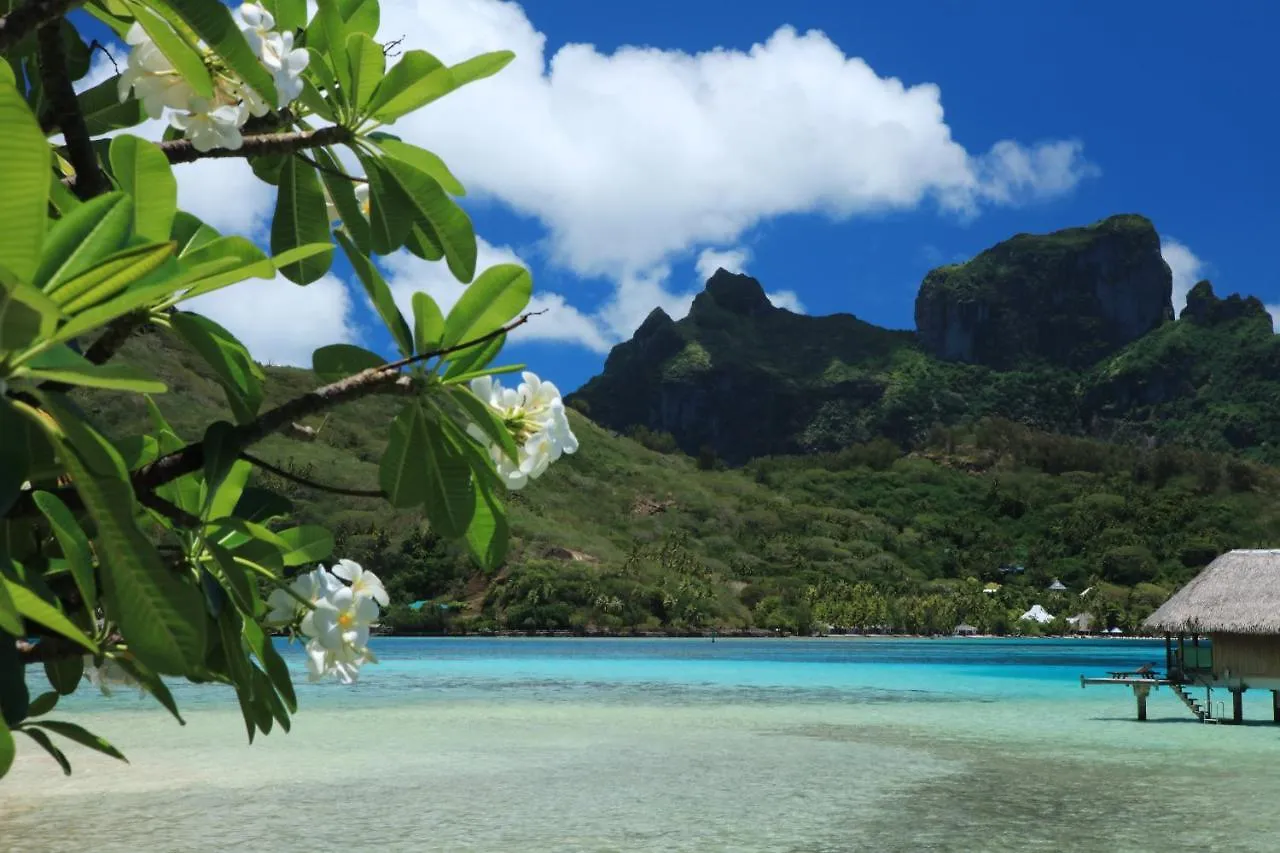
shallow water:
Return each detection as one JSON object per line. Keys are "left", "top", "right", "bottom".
{"left": 3, "top": 637, "right": 1279, "bottom": 852}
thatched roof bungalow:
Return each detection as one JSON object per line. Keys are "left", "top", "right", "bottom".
{"left": 1145, "top": 549, "right": 1280, "bottom": 692}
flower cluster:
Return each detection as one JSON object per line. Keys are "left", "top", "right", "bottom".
{"left": 117, "top": 2, "right": 308, "bottom": 152}
{"left": 81, "top": 655, "right": 143, "bottom": 697}
{"left": 266, "top": 559, "right": 388, "bottom": 684}
{"left": 469, "top": 372, "right": 580, "bottom": 490}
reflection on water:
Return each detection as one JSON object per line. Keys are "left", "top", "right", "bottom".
{"left": 3, "top": 638, "right": 1279, "bottom": 852}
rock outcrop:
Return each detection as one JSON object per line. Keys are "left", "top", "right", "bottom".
{"left": 914, "top": 215, "right": 1174, "bottom": 370}
{"left": 1180, "top": 280, "right": 1273, "bottom": 330}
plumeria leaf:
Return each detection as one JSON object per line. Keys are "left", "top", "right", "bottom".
{"left": 123, "top": 1, "right": 215, "bottom": 99}
{"left": 0, "top": 80, "right": 50, "bottom": 284}
{"left": 271, "top": 242, "right": 334, "bottom": 274}
{"left": 367, "top": 50, "right": 513, "bottom": 123}
{"left": 242, "top": 617, "right": 296, "bottom": 713}
{"left": 379, "top": 157, "right": 476, "bottom": 283}
{"left": 306, "top": 1, "right": 350, "bottom": 101}
{"left": 200, "top": 421, "right": 242, "bottom": 513}
{"left": 23, "top": 345, "right": 167, "bottom": 393}
{"left": 33, "top": 192, "right": 132, "bottom": 292}
{"left": 26, "top": 690, "right": 58, "bottom": 718}
{"left": 151, "top": 0, "right": 278, "bottom": 105}
{"left": 312, "top": 343, "right": 386, "bottom": 382}
{"left": 335, "top": 230, "right": 414, "bottom": 357}
{"left": 346, "top": 32, "right": 384, "bottom": 110}
{"left": 173, "top": 211, "right": 220, "bottom": 257}
{"left": 465, "top": 481, "right": 508, "bottom": 570}
{"left": 357, "top": 150, "right": 412, "bottom": 254}
{"left": 441, "top": 363, "right": 526, "bottom": 386}
{"left": 114, "top": 434, "right": 160, "bottom": 470}
{"left": 0, "top": 718, "right": 12, "bottom": 779}
{"left": 78, "top": 75, "right": 145, "bottom": 136}
{"left": 271, "top": 157, "right": 331, "bottom": 284}
{"left": 2, "top": 574, "right": 97, "bottom": 653}
{"left": 448, "top": 385, "right": 519, "bottom": 466}
{"left": 207, "top": 543, "right": 256, "bottom": 615}
{"left": 380, "top": 404, "right": 427, "bottom": 508}
{"left": 20, "top": 727, "right": 71, "bottom": 775}
{"left": 0, "top": 635, "right": 29, "bottom": 728}
{"left": 369, "top": 135, "right": 465, "bottom": 196}
{"left": 404, "top": 221, "right": 444, "bottom": 262}
{"left": 32, "top": 491, "right": 97, "bottom": 613}
{"left": 42, "top": 240, "right": 175, "bottom": 321}
{"left": 0, "top": 273, "right": 62, "bottom": 352}
{"left": 109, "top": 136, "right": 178, "bottom": 242}
{"left": 419, "top": 413, "right": 477, "bottom": 538}
{"left": 276, "top": 525, "right": 334, "bottom": 566}
{"left": 441, "top": 263, "right": 532, "bottom": 348}
{"left": 412, "top": 291, "right": 445, "bottom": 354}
{"left": 112, "top": 655, "right": 186, "bottom": 724}
{"left": 169, "top": 312, "right": 264, "bottom": 424}
{"left": 0, "top": 572, "right": 20, "bottom": 637}
{"left": 443, "top": 331, "right": 504, "bottom": 381}
{"left": 314, "top": 149, "right": 369, "bottom": 251}
{"left": 35, "top": 396, "right": 206, "bottom": 676}
{"left": 263, "top": 0, "right": 305, "bottom": 31}
{"left": 337, "top": 0, "right": 378, "bottom": 36}
{"left": 178, "top": 236, "right": 275, "bottom": 300}
{"left": 43, "top": 655, "right": 84, "bottom": 697}
{"left": 28, "top": 720, "right": 128, "bottom": 763}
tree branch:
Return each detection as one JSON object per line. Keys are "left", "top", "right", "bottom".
{"left": 38, "top": 21, "right": 106, "bottom": 199}
{"left": 296, "top": 151, "right": 366, "bottom": 183}
{"left": 241, "top": 451, "right": 384, "bottom": 498}
{"left": 137, "top": 491, "right": 203, "bottom": 528}
{"left": 160, "top": 125, "right": 353, "bottom": 165}
{"left": 0, "top": 0, "right": 81, "bottom": 53}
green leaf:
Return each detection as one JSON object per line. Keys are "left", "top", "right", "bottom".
{"left": 465, "top": 482, "right": 508, "bottom": 569}
{"left": 20, "top": 726, "right": 71, "bottom": 775}
{"left": 43, "top": 240, "right": 175, "bottom": 317}
{"left": 357, "top": 150, "right": 410, "bottom": 254}
{"left": 123, "top": 1, "right": 215, "bottom": 99}
{"left": 200, "top": 420, "right": 240, "bottom": 512}
{"left": 43, "top": 655, "right": 84, "bottom": 696}
{"left": 233, "top": 487, "right": 292, "bottom": 525}
{"left": 315, "top": 148, "right": 369, "bottom": 251}
{"left": 449, "top": 50, "right": 516, "bottom": 89}
{"left": 346, "top": 32, "right": 384, "bottom": 111}
{"left": 0, "top": 636, "right": 29, "bottom": 728}
{"left": 173, "top": 211, "right": 220, "bottom": 257}
{"left": 26, "top": 691, "right": 57, "bottom": 718}
{"left": 111, "top": 655, "right": 185, "bottom": 724}
{"left": 0, "top": 577, "right": 19, "bottom": 636}
{"left": 334, "top": 230, "right": 413, "bottom": 356}
{"left": 37, "top": 396, "right": 207, "bottom": 676}
{"left": 276, "top": 525, "right": 334, "bottom": 567}
{"left": 169, "top": 312, "right": 264, "bottom": 424}
{"left": 114, "top": 434, "right": 160, "bottom": 470}
{"left": 379, "top": 157, "right": 476, "bottom": 283}
{"left": 337, "top": 0, "right": 378, "bottom": 35}
{"left": 77, "top": 74, "right": 144, "bottom": 136}
{"left": 363, "top": 49, "right": 514, "bottom": 123}
{"left": 207, "top": 460, "right": 253, "bottom": 522}
{"left": 31, "top": 720, "right": 128, "bottom": 763}
{"left": 0, "top": 80, "right": 51, "bottom": 283}
{"left": 2, "top": 575, "right": 97, "bottom": 652}
{"left": 448, "top": 385, "right": 519, "bottom": 466}
{"left": 263, "top": 0, "right": 305, "bottom": 31}
{"left": 0, "top": 274, "right": 61, "bottom": 352}
{"left": 419, "top": 415, "right": 477, "bottom": 538}
{"left": 24, "top": 345, "right": 166, "bottom": 393}
{"left": 443, "top": 331, "right": 503, "bottom": 381}
{"left": 151, "top": 0, "right": 277, "bottom": 106}
{"left": 271, "top": 156, "right": 331, "bottom": 284}
{"left": 405, "top": 221, "right": 444, "bottom": 262}
{"left": 441, "top": 263, "right": 532, "bottom": 348}
{"left": 312, "top": 343, "right": 386, "bottom": 382}
{"left": 371, "top": 135, "right": 465, "bottom": 196}
{"left": 242, "top": 619, "right": 295, "bottom": 713}
{"left": 48, "top": 173, "right": 82, "bottom": 216}
{"left": 379, "top": 404, "right": 426, "bottom": 508}
{"left": 412, "top": 291, "right": 445, "bottom": 354}
{"left": 207, "top": 544, "right": 255, "bottom": 615}
{"left": 305, "top": 1, "right": 350, "bottom": 104}
{"left": 0, "top": 718, "right": 11, "bottom": 778}
{"left": 34, "top": 192, "right": 132, "bottom": 293}
{"left": 177, "top": 236, "right": 275, "bottom": 300}
{"left": 301, "top": 48, "right": 342, "bottom": 114}
{"left": 271, "top": 242, "right": 334, "bottom": 274}
{"left": 32, "top": 491, "right": 96, "bottom": 613}
{"left": 109, "top": 136, "right": 178, "bottom": 243}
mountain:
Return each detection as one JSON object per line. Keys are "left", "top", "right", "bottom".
{"left": 571, "top": 215, "right": 1280, "bottom": 464}
{"left": 72, "top": 316, "right": 1280, "bottom": 637}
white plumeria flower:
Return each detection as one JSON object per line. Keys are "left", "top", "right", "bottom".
{"left": 266, "top": 567, "right": 343, "bottom": 625}
{"left": 468, "top": 372, "right": 579, "bottom": 490}
{"left": 82, "top": 655, "right": 141, "bottom": 697}
{"left": 323, "top": 186, "right": 340, "bottom": 224}
{"left": 301, "top": 585, "right": 378, "bottom": 655}
{"left": 170, "top": 98, "right": 249, "bottom": 152}
{"left": 117, "top": 23, "right": 196, "bottom": 119}
{"left": 236, "top": 1, "right": 276, "bottom": 58}
{"left": 354, "top": 183, "right": 370, "bottom": 218}
{"left": 304, "top": 637, "right": 376, "bottom": 684}
{"left": 259, "top": 29, "right": 309, "bottom": 107}
{"left": 331, "top": 558, "right": 389, "bottom": 606}
{"left": 225, "top": 77, "right": 271, "bottom": 118}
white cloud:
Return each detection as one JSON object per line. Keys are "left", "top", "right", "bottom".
{"left": 381, "top": 0, "right": 1094, "bottom": 282}
{"left": 767, "top": 290, "right": 806, "bottom": 313}
{"left": 695, "top": 247, "right": 751, "bottom": 282}
{"left": 184, "top": 272, "right": 360, "bottom": 367}
{"left": 1160, "top": 237, "right": 1205, "bottom": 315}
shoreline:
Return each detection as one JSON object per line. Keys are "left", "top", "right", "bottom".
{"left": 367, "top": 630, "right": 1158, "bottom": 641}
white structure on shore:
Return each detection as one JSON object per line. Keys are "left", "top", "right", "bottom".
{"left": 1020, "top": 604, "right": 1054, "bottom": 624}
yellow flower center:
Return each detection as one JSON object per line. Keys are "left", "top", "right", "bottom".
{"left": 338, "top": 612, "right": 355, "bottom": 630}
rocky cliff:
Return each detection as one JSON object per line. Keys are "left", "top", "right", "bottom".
{"left": 914, "top": 215, "right": 1174, "bottom": 369}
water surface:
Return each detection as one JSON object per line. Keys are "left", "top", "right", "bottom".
{"left": 3, "top": 638, "right": 1277, "bottom": 852}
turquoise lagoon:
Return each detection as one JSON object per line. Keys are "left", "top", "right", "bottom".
{"left": 4, "top": 637, "right": 1280, "bottom": 852}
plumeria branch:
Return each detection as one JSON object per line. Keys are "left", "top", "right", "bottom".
{"left": 159, "top": 124, "right": 352, "bottom": 164}
{"left": 241, "top": 451, "right": 384, "bottom": 498}
{"left": 10, "top": 311, "right": 545, "bottom": 517}
{"left": 137, "top": 491, "right": 204, "bottom": 528}
{"left": 37, "top": 22, "right": 107, "bottom": 199}
{"left": 296, "top": 151, "right": 366, "bottom": 183}
{"left": 0, "top": 0, "right": 81, "bottom": 52}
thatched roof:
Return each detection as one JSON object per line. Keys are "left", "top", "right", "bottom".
{"left": 1145, "top": 550, "right": 1280, "bottom": 634}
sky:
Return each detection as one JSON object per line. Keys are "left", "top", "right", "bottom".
{"left": 78, "top": 0, "right": 1280, "bottom": 391}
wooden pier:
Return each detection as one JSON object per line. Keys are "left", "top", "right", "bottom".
{"left": 1080, "top": 675, "right": 1166, "bottom": 722}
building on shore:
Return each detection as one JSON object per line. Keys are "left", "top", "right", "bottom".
{"left": 1143, "top": 549, "right": 1280, "bottom": 723}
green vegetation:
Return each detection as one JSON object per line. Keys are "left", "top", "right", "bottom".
{"left": 84, "top": 330, "right": 1280, "bottom": 638}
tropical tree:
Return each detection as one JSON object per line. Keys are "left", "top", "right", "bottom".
{"left": 0, "top": 0, "right": 575, "bottom": 778}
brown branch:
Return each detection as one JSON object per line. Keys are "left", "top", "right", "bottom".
{"left": 296, "top": 151, "right": 367, "bottom": 183}
{"left": 0, "top": 0, "right": 81, "bottom": 52}
{"left": 241, "top": 451, "right": 384, "bottom": 498}
{"left": 9, "top": 311, "right": 543, "bottom": 518}
{"left": 160, "top": 125, "right": 352, "bottom": 165}
{"left": 137, "top": 491, "right": 203, "bottom": 528}
{"left": 38, "top": 22, "right": 106, "bottom": 199}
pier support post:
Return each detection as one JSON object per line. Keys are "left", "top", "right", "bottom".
{"left": 1231, "top": 688, "right": 1245, "bottom": 724}
{"left": 1133, "top": 683, "right": 1151, "bottom": 722}
{"left": 1273, "top": 691, "right": 1280, "bottom": 723}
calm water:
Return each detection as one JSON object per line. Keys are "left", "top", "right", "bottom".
{"left": 4, "top": 637, "right": 1280, "bottom": 852}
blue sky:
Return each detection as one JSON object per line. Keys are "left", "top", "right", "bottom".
{"left": 83, "top": 1, "right": 1279, "bottom": 392}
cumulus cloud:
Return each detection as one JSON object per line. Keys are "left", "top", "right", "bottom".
{"left": 185, "top": 272, "right": 360, "bottom": 367}
{"left": 695, "top": 247, "right": 751, "bottom": 282}
{"left": 381, "top": 0, "right": 1095, "bottom": 280}
{"left": 1160, "top": 237, "right": 1205, "bottom": 315}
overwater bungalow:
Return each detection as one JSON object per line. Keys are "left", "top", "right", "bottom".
{"left": 953, "top": 624, "right": 978, "bottom": 637}
{"left": 1141, "top": 549, "right": 1280, "bottom": 723}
